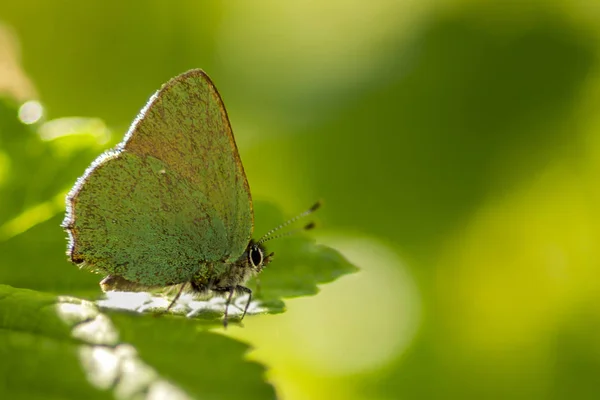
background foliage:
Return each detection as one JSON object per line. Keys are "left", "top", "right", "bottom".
{"left": 1, "top": 1, "right": 600, "bottom": 399}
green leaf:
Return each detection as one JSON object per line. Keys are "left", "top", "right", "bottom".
{"left": 109, "top": 312, "right": 275, "bottom": 399}
{"left": 0, "top": 285, "right": 275, "bottom": 400}
{"left": 0, "top": 284, "right": 109, "bottom": 399}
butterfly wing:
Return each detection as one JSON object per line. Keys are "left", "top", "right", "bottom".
{"left": 63, "top": 70, "right": 253, "bottom": 287}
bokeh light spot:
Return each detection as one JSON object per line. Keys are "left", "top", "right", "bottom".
{"left": 285, "top": 234, "right": 421, "bottom": 375}
{"left": 18, "top": 100, "right": 43, "bottom": 124}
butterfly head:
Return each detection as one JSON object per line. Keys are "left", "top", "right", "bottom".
{"left": 249, "top": 200, "right": 322, "bottom": 273}
{"left": 246, "top": 240, "right": 273, "bottom": 273}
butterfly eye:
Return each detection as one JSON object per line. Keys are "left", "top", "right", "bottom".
{"left": 249, "top": 246, "right": 263, "bottom": 267}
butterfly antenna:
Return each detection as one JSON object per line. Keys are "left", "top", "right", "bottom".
{"left": 257, "top": 201, "right": 321, "bottom": 245}
{"left": 259, "top": 223, "right": 316, "bottom": 245}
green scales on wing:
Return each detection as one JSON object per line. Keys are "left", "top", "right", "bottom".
{"left": 62, "top": 70, "right": 254, "bottom": 289}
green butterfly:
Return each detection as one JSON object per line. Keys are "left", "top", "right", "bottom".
{"left": 62, "top": 69, "right": 318, "bottom": 326}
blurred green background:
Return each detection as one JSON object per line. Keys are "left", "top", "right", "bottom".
{"left": 1, "top": 0, "right": 600, "bottom": 399}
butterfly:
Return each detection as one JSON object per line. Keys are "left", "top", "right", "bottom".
{"left": 62, "top": 69, "right": 318, "bottom": 326}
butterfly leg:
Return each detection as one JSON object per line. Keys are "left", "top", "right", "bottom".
{"left": 213, "top": 286, "right": 252, "bottom": 326}
{"left": 166, "top": 282, "right": 188, "bottom": 312}
{"left": 236, "top": 285, "right": 252, "bottom": 321}
{"left": 212, "top": 286, "right": 235, "bottom": 327}
{"left": 223, "top": 287, "right": 235, "bottom": 328}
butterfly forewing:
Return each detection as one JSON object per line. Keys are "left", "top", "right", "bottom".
{"left": 63, "top": 70, "right": 254, "bottom": 287}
